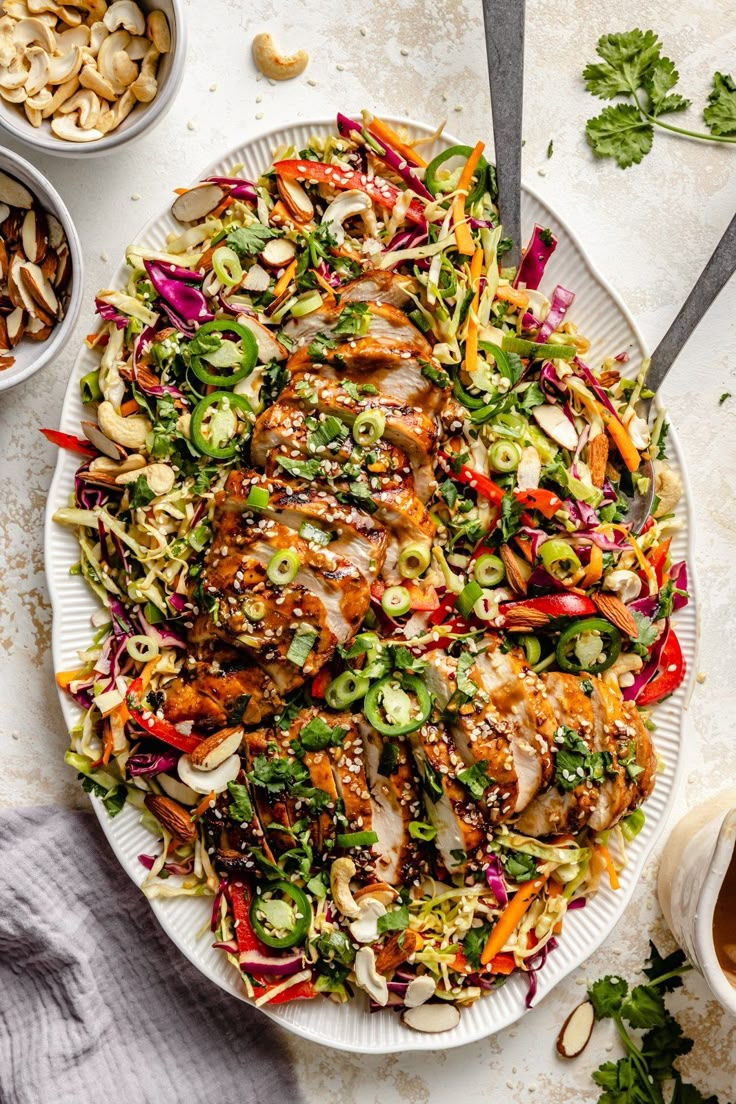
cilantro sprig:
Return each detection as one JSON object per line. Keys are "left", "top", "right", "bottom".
{"left": 580, "top": 943, "right": 730, "bottom": 1104}
{"left": 583, "top": 30, "right": 736, "bottom": 168}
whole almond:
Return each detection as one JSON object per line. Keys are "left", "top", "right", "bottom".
{"left": 592, "top": 592, "right": 638, "bottom": 638}
{"left": 503, "top": 606, "right": 550, "bottom": 629}
{"left": 588, "top": 433, "right": 609, "bottom": 488}
{"left": 375, "top": 929, "right": 420, "bottom": 975}
{"left": 190, "top": 726, "right": 243, "bottom": 771}
{"left": 499, "top": 545, "right": 529, "bottom": 596}
{"left": 144, "top": 793, "right": 197, "bottom": 843}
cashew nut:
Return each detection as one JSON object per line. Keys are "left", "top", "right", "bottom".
{"left": 116, "top": 462, "right": 175, "bottom": 496}
{"left": 146, "top": 10, "right": 170, "bottom": 53}
{"left": 40, "top": 73, "right": 79, "bottom": 117}
{"left": 354, "top": 947, "right": 389, "bottom": 1006}
{"left": 79, "top": 62, "right": 117, "bottom": 100}
{"left": 348, "top": 897, "right": 387, "bottom": 943}
{"left": 50, "top": 112, "right": 104, "bottom": 140}
{"left": 89, "top": 453, "right": 146, "bottom": 476}
{"left": 330, "top": 856, "right": 360, "bottom": 918}
{"left": 88, "top": 20, "right": 108, "bottom": 55}
{"left": 653, "top": 461, "right": 683, "bottom": 518}
{"left": 129, "top": 42, "right": 158, "bottom": 102}
{"left": 603, "top": 568, "right": 642, "bottom": 605}
{"left": 321, "top": 189, "right": 372, "bottom": 246}
{"left": 58, "top": 87, "right": 100, "bottom": 128}
{"left": 97, "top": 400, "right": 151, "bottom": 449}
{"left": 97, "top": 86, "right": 136, "bottom": 131}
{"left": 603, "top": 652, "right": 644, "bottom": 692}
{"left": 251, "top": 32, "right": 308, "bottom": 81}
{"left": 103, "top": 0, "right": 145, "bottom": 37}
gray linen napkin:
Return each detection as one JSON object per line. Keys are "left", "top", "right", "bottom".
{"left": 0, "top": 808, "right": 304, "bottom": 1104}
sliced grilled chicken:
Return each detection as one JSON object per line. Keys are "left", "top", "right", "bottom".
{"left": 254, "top": 374, "right": 439, "bottom": 500}
{"left": 282, "top": 299, "right": 432, "bottom": 358}
{"left": 200, "top": 512, "right": 369, "bottom": 691}
{"left": 424, "top": 652, "right": 520, "bottom": 823}
{"left": 240, "top": 728, "right": 294, "bottom": 854}
{"left": 205, "top": 763, "right": 278, "bottom": 872}
{"left": 221, "top": 470, "right": 388, "bottom": 582}
{"left": 287, "top": 337, "right": 448, "bottom": 412}
{"left": 163, "top": 648, "right": 283, "bottom": 730}
{"left": 471, "top": 637, "right": 556, "bottom": 809}
{"left": 586, "top": 678, "right": 637, "bottom": 832}
{"left": 407, "top": 720, "right": 487, "bottom": 873}
{"left": 360, "top": 721, "right": 424, "bottom": 886}
{"left": 371, "top": 483, "right": 435, "bottom": 583}
{"left": 514, "top": 673, "right": 600, "bottom": 837}
{"left": 330, "top": 718, "right": 373, "bottom": 836}
{"left": 338, "top": 270, "right": 413, "bottom": 308}
{"left": 621, "top": 699, "right": 657, "bottom": 805}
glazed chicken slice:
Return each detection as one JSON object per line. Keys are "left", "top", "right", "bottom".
{"left": 586, "top": 678, "right": 639, "bottom": 832}
{"left": 253, "top": 374, "right": 439, "bottom": 501}
{"left": 423, "top": 652, "right": 521, "bottom": 823}
{"left": 360, "top": 721, "right": 424, "bottom": 886}
{"left": 163, "top": 647, "right": 283, "bottom": 731}
{"left": 199, "top": 510, "right": 370, "bottom": 692}
{"left": 240, "top": 727, "right": 295, "bottom": 854}
{"left": 471, "top": 637, "right": 556, "bottom": 809}
{"left": 221, "top": 470, "right": 388, "bottom": 583}
{"left": 287, "top": 338, "right": 448, "bottom": 413}
{"left": 282, "top": 299, "right": 432, "bottom": 359}
{"left": 338, "top": 270, "right": 413, "bottom": 308}
{"left": 407, "top": 720, "right": 487, "bottom": 873}
{"left": 514, "top": 673, "right": 602, "bottom": 837}
{"left": 205, "top": 760, "right": 279, "bottom": 873}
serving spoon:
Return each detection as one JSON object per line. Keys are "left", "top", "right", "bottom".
{"left": 482, "top": 0, "right": 525, "bottom": 270}
{"left": 624, "top": 210, "right": 736, "bottom": 531}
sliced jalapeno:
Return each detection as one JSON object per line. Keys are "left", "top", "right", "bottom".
{"left": 190, "top": 390, "right": 253, "bottom": 458}
{"left": 189, "top": 319, "right": 258, "bottom": 388}
{"left": 555, "top": 617, "right": 622, "bottom": 675}
{"left": 424, "top": 145, "right": 490, "bottom": 204}
{"left": 249, "top": 881, "right": 311, "bottom": 949}
{"left": 363, "top": 673, "right": 432, "bottom": 736}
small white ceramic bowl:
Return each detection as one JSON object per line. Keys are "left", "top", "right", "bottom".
{"left": 0, "top": 0, "right": 186, "bottom": 159}
{"left": 0, "top": 147, "right": 83, "bottom": 394}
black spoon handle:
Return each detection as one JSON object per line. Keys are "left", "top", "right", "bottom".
{"left": 482, "top": 0, "right": 525, "bottom": 268}
{"left": 647, "top": 210, "right": 736, "bottom": 394}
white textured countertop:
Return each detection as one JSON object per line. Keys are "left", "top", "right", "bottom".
{"left": 1, "top": 0, "right": 734, "bottom": 1098}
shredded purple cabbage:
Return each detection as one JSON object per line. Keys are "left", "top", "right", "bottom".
{"left": 525, "top": 936, "right": 558, "bottom": 1008}
{"left": 536, "top": 285, "right": 575, "bottom": 343}
{"left": 127, "top": 751, "right": 179, "bottom": 777}
{"left": 336, "top": 112, "right": 433, "bottom": 201}
{"left": 144, "top": 261, "right": 213, "bottom": 329}
{"left": 484, "top": 854, "right": 508, "bottom": 905}
{"left": 514, "top": 225, "right": 557, "bottom": 291}
{"left": 94, "top": 298, "right": 128, "bottom": 329}
{"left": 623, "top": 619, "right": 670, "bottom": 701}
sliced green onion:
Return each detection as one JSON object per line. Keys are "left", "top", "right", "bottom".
{"left": 408, "top": 820, "right": 438, "bottom": 841}
{"left": 352, "top": 408, "right": 386, "bottom": 447}
{"left": 539, "top": 539, "right": 582, "bottom": 585}
{"left": 473, "top": 554, "right": 506, "bottom": 587}
{"left": 397, "top": 542, "right": 431, "bottom": 579}
{"left": 491, "top": 412, "right": 527, "bottom": 439}
{"left": 489, "top": 440, "right": 522, "bottom": 472}
{"left": 267, "top": 548, "right": 300, "bottom": 586}
{"left": 80, "top": 369, "right": 102, "bottom": 404}
{"left": 271, "top": 295, "right": 297, "bottom": 324}
{"left": 290, "top": 289, "right": 323, "bottom": 317}
{"left": 455, "top": 580, "right": 483, "bottom": 619}
{"left": 336, "top": 830, "right": 379, "bottom": 849}
{"left": 621, "top": 808, "right": 646, "bottom": 841}
{"left": 126, "top": 635, "right": 160, "bottom": 662}
{"left": 325, "top": 670, "right": 370, "bottom": 709}
{"left": 246, "top": 486, "right": 270, "bottom": 510}
{"left": 212, "top": 246, "right": 243, "bottom": 287}
{"left": 518, "top": 634, "right": 541, "bottom": 665}
{"left": 501, "top": 333, "right": 576, "bottom": 360}
{"left": 381, "top": 586, "right": 411, "bottom": 617}
{"left": 286, "top": 625, "right": 317, "bottom": 667}
{"left": 243, "top": 598, "right": 267, "bottom": 622}
{"left": 299, "top": 520, "right": 332, "bottom": 546}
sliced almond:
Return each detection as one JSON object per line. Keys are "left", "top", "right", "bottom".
{"left": 24, "top": 319, "right": 52, "bottom": 341}
{"left": 47, "top": 212, "right": 66, "bottom": 250}
{"left": 22, "top": 207, "right": 48, "bottom": 265}
{"left": 190, "top": 726, "right": 243, "bottom": 771}
{"left": 556, "top": 999, "right": 595, "bottom": 1058}
{"left": 401, "top": 1003, "right": 461, "bottom": 1033}
{"left": 499, "top": 545, "right": 529, "bottom": 596}
{"left": 171, "top": 183, "right": 225, "bottom": 224}
{"left": 0, "top": 315, "right": 8, "bottom": 351}
{"left": 241, "top": 263, "right": 270, "bottom": 293}
{"left": 143, "top": 793, "right": 196, "bottom": 844}
{"left": 41, "top": 247, "right": 58, "bottom": 283}
{"left": 592, "top": 593, "right": 638, "bottom": 638}
{"left": 269, "top": 199, "right": 301, "bottom": 229}
{"left": 237, "top": 314, "right": 287, "bottom": 361}
{"left": 53, "top": 244, "right": 71, "bottom": 290}
{"left": 276, "top": 175, "right": 314, "bottom": 221}
{"left": 588, "top": 432, "right": 609, "bottom": 488}
{"left": 259, "top": 237, "right": 297, "bottom": 269}
{"left": 263, "top": 286, "right": 292, "bottom": 317}
{"left": 353, "top": 881, "right": 399, "bottom": 906}
{"left": 0, "top": 239, "right": 8, "bottom": 282}
{"left": 2, "top": 209, "right": 24, "bottom": 246}
{"left": 20, "top": 262, "right": 59, "bottom": 319}
{"left": 6, "top": 307, "right": 25, "bottom": 347}
{"left": 374, "top": 929, "right": 420, "bottom": 975}
{"left": 81, "top": 420, "right": 128, "bottom": 459}
{"left": 7, "top": 256, "right": 36, "bottom": 313}
{"left": 76, "top": 469, "right": 121, "bottom": 488}
{"left": 0, "top": 354, "right": 16, "bottom": 370}
{"left": 0, "top": 169, "right": 33, "bottom": 209}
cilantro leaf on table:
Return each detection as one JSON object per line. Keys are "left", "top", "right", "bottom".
{"left": 642, "top": 940, "right": 690, "bottom": 991}
{"left": 621, "top": 984, "right": 668, "bottom": 1029}
{"left": 704, "top": 72, "right": 736, "bottom": 136}
{"left": 588, "top": 974, "right": 628, "bottom": 1019}
{"left": 582, "top": 30, "right": 736, "bottom": 168}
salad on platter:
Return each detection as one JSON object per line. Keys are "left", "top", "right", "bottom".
{"left": 49, "top": 111, "right": 688, "bottom": 1032}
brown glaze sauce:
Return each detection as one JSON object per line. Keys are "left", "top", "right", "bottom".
{"left": 713, "top": 845, "right": 736, "bottom": 984}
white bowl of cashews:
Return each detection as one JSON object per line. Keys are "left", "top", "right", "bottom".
{"left": 0, "top": 0, "right": 186, "bottom": 157}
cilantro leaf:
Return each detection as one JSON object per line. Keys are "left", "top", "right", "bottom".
{"left": 334, "top": 302, "right": 370, "bottom": 337}
{"left": 377, "top": 905, "right": 410, "bottom": 935}
{"left": 227, "top": 780, "right": 253, "bottom": 823}
{"left": 644, "top": 55, "right": 689, "bottom": 116}
{"left": 276, "top": 455, "right": 322, "bottom": 481}
{"left": 641, "top": 1015, "right": 693, "bottom": 1079}
{"left": 588, "top": 974, "right": 629, "bottom": 1019}
{"left": 128, "top": 474, "right": 156, "bottom": 509}
{"left": 79, "top": 774, "right": 127, "bottom": 818}
{"left": 296, "top": 717, "right": 347, "bottom": 752}
{"left": 457, "top": 760, "right": 492, "bottom": 800}
{"left": 704, "top": 72, "right": 736, "bottom": 137}
{"left": 226, "top": 223, "right": 279, "bottom": 256}
{"left": 586, "top": 104, "right": 653, "bottom": 169}
{"left": 583, "top": 29, "right": 662, "bottom": 99}
{"left": 632, "top": 610, "right": 658, "bottom": 648}
{"left": 455, "top": 651, "right": 477, "bottom": 699}
{"left": 462, "top": 923, "right": 491, "bottom": 970}
{"left": 621, "top": 983, "right": 668, "bottom": 1029}
{"left": 671, "top": 1079, "right": 721, "bottom": 1104}
{"left": 497, "top": 490, "right": 523, "bottom": 542}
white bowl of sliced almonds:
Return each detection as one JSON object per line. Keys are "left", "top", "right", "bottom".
{"left": 0, "top": 0, "right": 185, "bottom": 157}
{"left": 0, "top": 147, "right": 83, "bottom": 391}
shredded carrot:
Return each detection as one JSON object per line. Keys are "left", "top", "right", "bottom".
{"left": 211, "top": 195, "right": 233, "bottom": 219}
{"left": 463, "top": 247, "right": 484, "bottom": 377}
{"left": 310, "top": 267, "right": 337, "bottom": 303}
{"left": 173, "top": 187, "right": 187, "bottom": 195}
{"left": 367, "top": 116, "right": 426, "bottom": 167}
{"left": 120, "top": 398, "right": 140, "bottom": 417}
{"left": 514, "top": 535, "right": 534, "bottom": 563}
{"left": 139, "top": 658, "right": 159, "bottom": 693}
{"left": 452, "top": 141, "right": 485, "bottom": 256}
{"left": 273, "top": 258, "right": 297, "bottom": 298}
{"left": 480, "top": 874, "right": 549, "bottom": 965}
{"left": 56, "top": 667, "right": 87, "bottom": 689}
{"left": 595, "top": 843, "right": 620, "bottom": 891}
{"left": 581, "top": 543, "right": 603, "bottom": 588}
{"left": 495, "top": 284, "right": 530, "bottom": 310}
{"left": 597, "top": 402, "right": 640, "bottom": 472}
{"left": 192, "top": 790, "right": 216, "bottom": 820}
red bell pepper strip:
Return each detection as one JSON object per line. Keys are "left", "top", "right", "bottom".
{"left": 499, "top": 593, "right": 597, "bottom": 621}
{"left": 489, "top": 952, "right": 517, "bottom": 975}
{"left": 229, "top": 882, "right": 316, "bottom": 1004}
{"left": 404, "top": 582, "right": 440, "bottom": 611}
{"left": 310, "top": 668, "right": 332, "bottom": 699}
{"left": 636, "top": 629, "right": 685, "bottom": 706}
{"left": 40, "top": 428, "right": 96, "bottom": 456}
{"left": 273, "top": 159, "right": 427, "bottom": 226}
{"left": 648, "top": 537, "right": 671, "bottom": 587}
{"left": 442, "top": 457, "right": 561, "bottom": 521}
{"left": 514, "top": 488, "right": 562, "bottom": 519}
{"left": 428, "top": 589, "right": 459, "bottom": 626}
{"left": 126, "top": 677, "right": 202, "bottom": 754}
